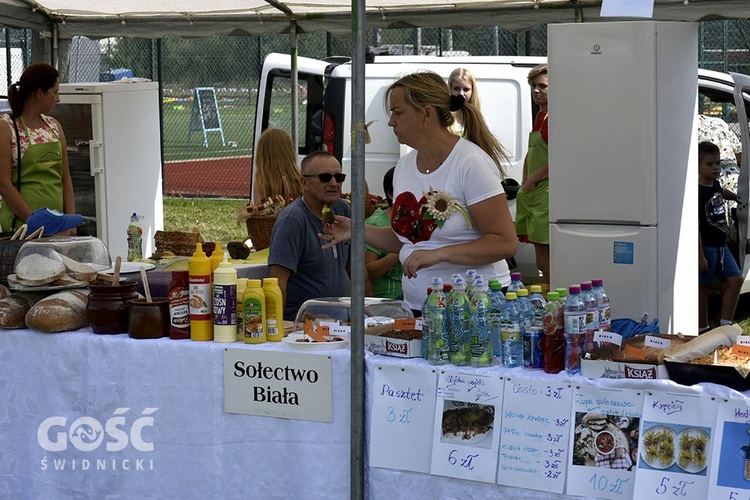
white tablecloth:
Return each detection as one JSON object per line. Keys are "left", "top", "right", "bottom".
{"left": 0, "top": 328, "right": 350, "bottom": 499}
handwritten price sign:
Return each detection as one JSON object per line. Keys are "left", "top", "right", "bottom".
{"left": 496, "top": 377, "right": 573, "bottom": 494}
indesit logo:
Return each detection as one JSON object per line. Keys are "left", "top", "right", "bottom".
{"left": 38, "top": 408, "right": 158, "bottom": 452}
{"left": 591, "top": 44, "right": 602, "bottom": 55}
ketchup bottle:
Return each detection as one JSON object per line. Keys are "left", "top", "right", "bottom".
{"left": 168, "top": 270, "right": 190, "bottom": 339}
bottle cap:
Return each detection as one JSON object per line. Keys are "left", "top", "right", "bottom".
{"left": 263, "top": 277, "right": 279, "bottom": 286}
{"left": 581, "top": 281, "right": 592, "bottom": 291}
{"left": 443, "top": 284, "right": 452, "bottom": 293}
{"left": 506, "top": 292, "right": 517, "bottom": 300}
{"left": 247, "top": 279, "right": 262, "bottom": 287}
{"left": 530, "top": 285, "right": 542, "bottom": 293}
{"left": 511, "top": 272, "right": 523, "bottom": 280}
{"left": 592, "top": 278, "right": 604, "bottom": 287}
{"left": 489, "top": 281, "right": 502, "bottom": 290}
{"left": 569, "top": 285, "right": 581, "bottom": 295}
{"left": 171, "top": 270, "right": 188, "bottom": 280}
{"left": 556, "top": 287, "right": 568, "bottom": 296}
{"left": 547, "top": 291, "right": 559, "bottom": 301}
{"left": 517, "top": 288, "right": 528, "bottom": 297}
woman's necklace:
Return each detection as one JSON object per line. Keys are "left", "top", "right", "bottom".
{"left": 420, "top": 137, "right": 450, "bottom": 174}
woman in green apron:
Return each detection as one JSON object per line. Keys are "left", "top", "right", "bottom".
{"left": 515, "top": 64, "right": 550, "bottom": 280}
{"left": 0, "top": 62, "right": 76, "bottom": 235}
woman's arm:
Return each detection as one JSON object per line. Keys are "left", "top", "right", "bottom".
{"left": 401, "top": 194, "right": 517, "bottom": 278}
{"left": 324, "top": 217, "right": 404, "bottom": 254}
{"left": 521, "top": 162, "right": 548, "bottom": 192}
{"left": 0, "top": 120, "right": 32, "bottom": 222}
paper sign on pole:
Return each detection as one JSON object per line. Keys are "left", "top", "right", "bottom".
{"left": 567, "top": 385, "right": 644, "bottom": 499}
{"left": 496, "top": 376, "right": 574, "bottom": 494}
{"left": 708, "top": 397, "right": 750, "bottom": 499}
{"left": 224, "top": 349, "right": 332, "bottom": 422}
{"left": 634, "top": 390, "right": 718, "bottom": 499}
{"left": 430, "top": 368, "right": 504, "bottom": 483}
{"left": 369, "top": 362, "right": 438, "bottom": 473}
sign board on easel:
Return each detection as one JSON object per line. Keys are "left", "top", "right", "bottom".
{"left": 188, "top": 87, "right": 226, "bottom": 147}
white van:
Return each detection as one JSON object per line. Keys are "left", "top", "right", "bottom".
{"left": 253, "top": 52, "right": 750, "bottom": 286}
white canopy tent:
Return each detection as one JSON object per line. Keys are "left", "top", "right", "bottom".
{"left": 2, "top": 2, "right": 750, "bottom": 498}
{"left": 0, "top": 0, "right": 749, "bottom": 39}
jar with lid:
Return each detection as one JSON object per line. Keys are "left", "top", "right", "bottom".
{"left": 87, "top": 280, "right": 139, "bottom": 334}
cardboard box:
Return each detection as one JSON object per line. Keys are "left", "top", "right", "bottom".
{"left": 581, "top": 358, "right": 669, "bottom": 380}
{"left": 364, "top": 320, "right": 422, "bottom": 358}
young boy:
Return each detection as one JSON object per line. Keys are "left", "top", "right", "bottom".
{"left": 699, "top": 141, "right": 743, "bottom": 334}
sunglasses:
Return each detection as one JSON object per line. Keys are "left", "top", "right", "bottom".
{"left": 303, "top": 173, "right": 347, "bottom": 183}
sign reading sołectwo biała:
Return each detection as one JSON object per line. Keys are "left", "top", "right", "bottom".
{"left": 224, "top": 349, "right": 333, "bottom": 422}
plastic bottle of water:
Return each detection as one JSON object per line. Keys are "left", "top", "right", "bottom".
{"left": 448, "top": 277, "right": 471, "bottom": 366}
{"left": 542, "top": 291, "right": 566, "bottom": 374}
{"left": 421, "top": 287, "right": 431, "bottom": 360}
{"left": 516, "top": 288, "right": 534, "bottom": 335}
{"left": 555, "top": 287, "right": 568, "bottom": 311}
{"left": 528, "top": 285, "right": 547, "bottom": 330}
{"left": 507, "top": 272, "right": 525, "bottom": 294}
{"left": 126, "top": 213, "right": 143, "bottom": 262}
{"left": 563, "top": 285, "right": 587, "bottom": 375}
{"left": 488, "top": 280, "right": 505, "bottom": 361}
{"left": 500, "top": 292, "right": 524, "bottom": 368}
{"left": 465, "top": 269, "right": 477, "bottom": 298}
{"left": 580, "top": 281, "right": 599, "bottom": 351}
{"left": 591, "top": 278, "right": 611, "bottom": 332}
{"left": 469, "top": 277, "right": 493, "bottom": 367}
{"left": 426, "top": 277, "right": 449, "bottom": 365}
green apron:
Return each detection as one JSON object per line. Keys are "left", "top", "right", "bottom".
{"left": 1, "top": 116, "right": 64, "bottom": 232}
{"left": 515, "top": 113, "right": 550, "bottom": 244}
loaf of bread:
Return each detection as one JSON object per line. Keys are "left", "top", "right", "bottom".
{"left": 661, "top": 324, "right": 742, "bottom": 363}
{"left": 25, "top": 289, "right": 90, "bottom": 333}
{"left": 0, "top": 292, "right": 49, "bottom": 328}
{"left": 15, "top": 251, "right": 66, "bottom": 284}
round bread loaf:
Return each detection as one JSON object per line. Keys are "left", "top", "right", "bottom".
{"left": 15, "top": 252, "right": 66, "bottom": 284}
{"left": 25, "top": 289, "right": 90, "bottom": 333}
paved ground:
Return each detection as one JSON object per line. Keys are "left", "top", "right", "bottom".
{"left": 163, "top": 156, "right": 252, "bottom": 198}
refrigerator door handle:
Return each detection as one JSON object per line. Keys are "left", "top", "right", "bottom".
{"left": 89, "top": 140, "right": 104, "bottom": 175}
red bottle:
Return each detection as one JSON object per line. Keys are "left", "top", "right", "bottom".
{"left": 168, "top": 270, "right": 191, "bottom": 339}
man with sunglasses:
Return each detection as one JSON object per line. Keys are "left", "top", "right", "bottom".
{"left": 268, "top": 150, "right": 352, "bottom": 321}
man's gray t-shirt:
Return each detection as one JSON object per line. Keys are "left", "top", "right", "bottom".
{"left": 268, "top": 197, "right": 351, "bottom": 321}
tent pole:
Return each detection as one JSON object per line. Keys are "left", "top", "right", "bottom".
{"left": 290, "top": 21, "right": 298, "bottom": 153}
{"left": 350, "top": 0, "right": 366, "bottom": 498}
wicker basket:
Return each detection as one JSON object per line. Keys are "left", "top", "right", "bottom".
{"left": 246, "top": 214, "right": 278, "bottom": 251}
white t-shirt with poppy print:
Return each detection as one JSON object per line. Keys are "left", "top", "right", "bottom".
{"left": 392, "top": 137, "right": 511, "bottom": 309}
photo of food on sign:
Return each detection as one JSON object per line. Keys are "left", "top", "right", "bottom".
{"left": 717, "top": 423, "right": 750, "bottom": 488}
{"left": 637, "top": 422, "right": 710, "bottom": 476}
{"left": 572, "top": 412, "right": 639, "bottom": 471}
{"left": 440, "top": 400, "right": 494, "bottom": 449}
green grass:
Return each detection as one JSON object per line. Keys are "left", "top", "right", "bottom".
{"left": 163, "top": 196, "right": 249, "bottom": 243}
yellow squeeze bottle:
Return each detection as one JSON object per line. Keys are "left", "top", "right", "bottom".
{"left": 236, "top": 278, "right": 248, "bottom": 341}
{"left": 189, "top": 242, "right": 213, "bottom": 341}
{"left": 263, "top": 277, "right": 284, "bottom": 341}
{"left": 243, "top": 279, "right": 266, "bottom": 344}
{"left": 210, "top": 241, "right": 225, "bottom": 275}
{"left": 212, "top": 252, "right": 237, "bottom": 343}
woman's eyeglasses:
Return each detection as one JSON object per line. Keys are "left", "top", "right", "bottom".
{"left": 303, "top": 173, "right": 347, "bottom": 183}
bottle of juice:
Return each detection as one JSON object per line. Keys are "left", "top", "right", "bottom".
{"left": 212, "top": 252, "right": 237, "bottom": 343}
{"left": 243, "top": 279, "right": 266, "bottom": 344}
{"left": 236, "top": 278, "right": 248, "bottom": 341}
{"left": 188, "top": 242, "right": 212, "bottom": 341}
{"left": 263, "top": 277, "right": 284, "bottom": 341}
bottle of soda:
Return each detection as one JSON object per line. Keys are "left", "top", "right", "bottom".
{"left": 126, "top": 213, "right": 143, "bottom": 262}
{"left": 591, "top": 278, "right": 611, "bottom": 332}
{"left": 465, "top": 269, "right": 477, "bottom": 298}
{"left": 426, "top": 277, "right": 449, "bottom": 365}
{"left": 542, "top": 291, "right": 566, "bottom": 374}
{"left": 507, "top": 272, "right": 525, "bottom": 293}
{"left": 500, "top": 292, "right": 524, "bottom": 368}
{"left": 524, "top": 285, "right": 547, "bottom": 369}
{"left": 448, "top": 277, "right": 471, "bottom": 366}
{"left": 580, "top": 281, "right": 599, "bottom": 351}
{"left": 488, "top": 280, "right": 505, "bottom": 361}
{"left": 421, "top": 287, "right": 431, "bottom": 360}
{"left": 563, "top": 285, "right": 587, "bottom": 375}
{"left": 469, "top": 277, "right": 492, "bottom": 367}
{"left": 555, "top": 287, "right": 568, "bottom": 310}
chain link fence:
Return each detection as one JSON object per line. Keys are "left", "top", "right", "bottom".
{"left": 0, "top": 20, "right": 748, "bottom": 199}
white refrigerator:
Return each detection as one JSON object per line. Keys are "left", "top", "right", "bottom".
{"left": 548, "top": 22, "right": 698, "bottom": 334}
{"left": 51, "top": 81, "right": 164, "bottom": 260}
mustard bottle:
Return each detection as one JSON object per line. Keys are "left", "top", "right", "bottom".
{"left": 212, "top": 252, "right": 237, "bottom": 343}
{"left": 243, "top": 279, "right": 266, "bottom": 344}
{"left": 210, "top": 241, "right": 226, "bottom": 275}
{"left": 236, "top": 278, "right": 248, "bottom": 342}
{"left": 189, "top": 242, "right": 213, "bottom": 341}
{"left": 263, "top": 277, "right": 284, "bottom": 341}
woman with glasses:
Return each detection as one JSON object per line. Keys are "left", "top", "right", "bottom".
{"left": 323, "top": 71, "right": 517, "bottom": 313}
